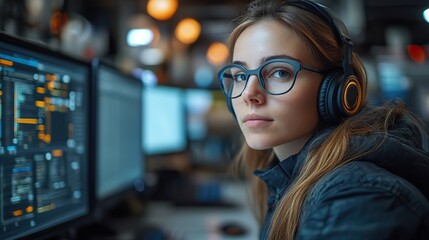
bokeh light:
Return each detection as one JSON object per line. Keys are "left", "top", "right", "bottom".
{"left": 206, "top": 42, "right": 229, "bottom": 66}
{"left": 175, "top": 18, "right": 201, "bottom": 45}
{"left": 147, "top": 0, "right": 178, "bottom": 21}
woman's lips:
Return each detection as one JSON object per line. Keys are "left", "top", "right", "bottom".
{"left": 243, "top": 114, "right": 273, "bottom": 128}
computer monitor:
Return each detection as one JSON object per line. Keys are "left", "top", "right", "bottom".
{"left": 0, "top": 32, "right": 90, "bottom": 240}
{"left": 91, "top": 59, "right": 144, "bottom": 206}
{"left": 142, "top": 85, "right": 187, "bottom": 156}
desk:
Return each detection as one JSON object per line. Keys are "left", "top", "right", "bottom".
{"left": 140, "top": 180, "right": 259, "bottom": 240}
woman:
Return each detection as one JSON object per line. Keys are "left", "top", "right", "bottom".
{"left": 217, "top": 0, "right": 429, "bottom": 239}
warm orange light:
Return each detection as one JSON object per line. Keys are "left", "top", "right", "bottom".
{"left": 0, "top": 59, "right": 13, "bottom": 66}
{"left": 47, "top": 81, "right": 55, "bottom": 91}
{"left": 26, "top": 206, "right": 33, "bottom": 213}
{"left": 52, "top": 149, "right": 63, "bottom": 157}
{"left": 36, "top": 87, "right": 46, "bottom": 94}
{"left": 35, "top": 100, "right": 45, "bottom": 108}
{"left": 38, "top": 133, "right": 45, "bottom": 140}
{"left": 15, "top": 118, "right": 38, "bottom": 124}
{"left": 50, "top": 11, "right": 68, "bottom": 34}
{"left": 45, "top": 134, "right": 51, "bottom": 144}
{"left": 147, "top": 0, "right": 178, "bottom": 21}
{"left": 13, "top": 210, "right": 23, "bottom": 217}
{"left": 46, "top": 74, "right": 57, "bottom": 81}
{"left": 206, "top": 42, "right": 229, "bottom": 66}
{"left": 175, "top": 18, "right": 201, "bottom": 45}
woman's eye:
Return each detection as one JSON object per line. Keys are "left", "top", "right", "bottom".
{"left": 233, "top": 73, "right": 247, "bottom": 82}
{"left": 274, "top": 70, "right": 290, "bottom": 78}
{"left": 269, "top": 69, "right": 292, "bottom": 80}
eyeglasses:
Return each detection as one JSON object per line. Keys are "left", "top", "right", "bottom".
{"left": 218, "top": 58, "right": 326, "bottom": 99}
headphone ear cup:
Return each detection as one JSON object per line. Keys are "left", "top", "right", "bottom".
{"left": 341, "top": 75, "right": 363, "bottom": 117}
{"left": 318, "top": 70, "right": 341, "bottom": 124}
{"left": 318, "top": 70, "right": 363, "bottom": 124}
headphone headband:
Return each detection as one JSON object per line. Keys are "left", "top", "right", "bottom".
{"left": 287, "top": 0, "right": 351, "bottom": 45}
{"left": 287, "top": 0, "right": 354, "bottom": 76}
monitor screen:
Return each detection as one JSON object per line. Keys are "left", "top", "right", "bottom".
{"left": 92, "top": 60, "right": 144, "bottom": 202}
{"left": 0, "top": 33, "right": 90, "bottom": 240}
{"left": 142, "top": 85, "right": 187, "bottom": 156}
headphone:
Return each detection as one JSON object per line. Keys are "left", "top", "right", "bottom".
{"left": 226, "top": 0, "right": 364, "bottom": 125}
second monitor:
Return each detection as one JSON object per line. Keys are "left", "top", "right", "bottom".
{"left": 142, "top": 85, "right": 187, "bottom": 156}
{"left": 91, "top": 59, "right": 145, "bottom": 207}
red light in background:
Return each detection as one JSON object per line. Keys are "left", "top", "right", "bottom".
{"left": 407, "top": 44, "right": 426, "bottom": 64}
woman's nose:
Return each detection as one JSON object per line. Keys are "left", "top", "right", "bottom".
{"left": 242, "top": 75, "right": 265, "bottom": 104}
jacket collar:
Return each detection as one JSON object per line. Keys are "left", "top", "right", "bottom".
{"left": 253, "top": 133, "right": 316, "bottom": 199}
{"left": 253, "top": 118, "right": 429, "bottom": 201}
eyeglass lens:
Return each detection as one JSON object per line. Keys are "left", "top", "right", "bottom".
{"left": 220, "top": 61, "right": 297, "bottom": 98}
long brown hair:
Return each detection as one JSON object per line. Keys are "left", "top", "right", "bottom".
{"left": 225, "top": 0, "right": 417, "bottom": 239}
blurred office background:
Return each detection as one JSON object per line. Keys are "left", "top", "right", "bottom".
{"left": 1, "top": 0, "right": 429, "bottom": 239}
{"left": 3, "top": 0, "right": 429, "bottom": 114}
{"left": 2, "top": 0, "right": 429, "bottom": 159}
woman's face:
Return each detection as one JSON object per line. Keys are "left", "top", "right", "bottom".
{"left": 231, "top": 20, "right": 323, "bottom": 159}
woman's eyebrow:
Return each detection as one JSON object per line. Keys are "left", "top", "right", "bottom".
{"left": 231, "top": 54, "right": 301, "bottom": 68}
{"left": 261, "top": 54, "right": 300, "bottom": 63}
{"left": 231, "top": 60, "right": 247, "bottom": 67}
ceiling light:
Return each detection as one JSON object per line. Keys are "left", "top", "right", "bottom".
{"left": 127, "top": 29, "right": 154, "bottom": 46}
{"left": 147, "top": 0, "right": 178, "bottom": 21}
{"left": 175, "top": 18, "right": 201, "bottom": 45}
{"left": 206, "top": 42, "right": 229, "bottom": 66}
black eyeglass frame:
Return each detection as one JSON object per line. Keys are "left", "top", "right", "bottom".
{"left": 218, "top": 58, "right": 327, "bottom": 99}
